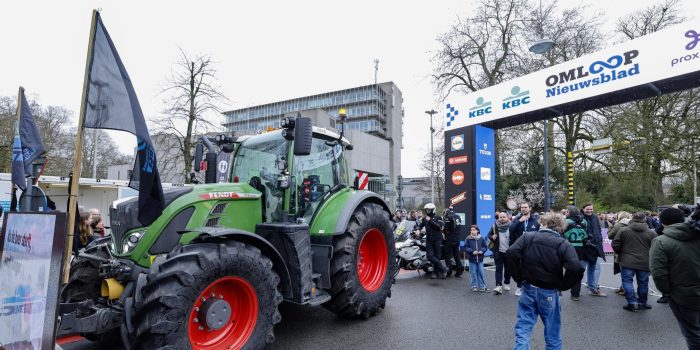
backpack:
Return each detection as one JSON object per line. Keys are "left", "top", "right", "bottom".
{"left": 563, "top": 218, "right": 588, "bottom": 248}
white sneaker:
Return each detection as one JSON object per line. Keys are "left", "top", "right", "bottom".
{"left": 494, "top": 285, "right": 503, "bottom": 294}
{"left": 515, "top": 288, "right": 522, "bottom": 296}
{"left": 503, "top": 284, "right": 511, "bottom": 291}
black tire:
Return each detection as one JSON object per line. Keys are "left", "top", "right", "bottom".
{"left": 133, "top": 240, "right": 282, "bottom": 350}
{"left": 323, "top": 202, "right": 395, "bottom": 318}
{"left": 61, "top": 237, "right": 112, "bottom": 303}
{"left": 393, "top": 256, "right": 401, "bottom": 278}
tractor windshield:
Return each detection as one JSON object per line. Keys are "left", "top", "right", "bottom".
{"left": 232, "top": 131, "right": 288, "bottom": 222}
{"left": 293, "top": 135, "right": 348, "bottom": 220}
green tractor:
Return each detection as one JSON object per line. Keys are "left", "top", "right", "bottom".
{"left": 58, "top": 115, "right": 396, "bottom": 349}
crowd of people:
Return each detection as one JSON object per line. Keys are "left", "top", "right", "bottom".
{"left": 72, "top": 207, "right": 106, "bottom": 253}
{"left": 392, "top": 202, "right": 700, "bottom": 350}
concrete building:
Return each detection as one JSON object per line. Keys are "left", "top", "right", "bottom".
{"left": 398, "top": 176, "right": 432, "bottom": 211}
{"left": 222, "top": 82, "right": 404, "bottom": 189}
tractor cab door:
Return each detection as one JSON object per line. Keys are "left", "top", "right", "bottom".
{"left": 290, "top": 135, "right": 348, "bottom": 221}
{"left": 231, "top": 131, "right": 290, "bottom": 223}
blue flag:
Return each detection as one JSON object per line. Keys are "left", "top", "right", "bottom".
{"left": 11, "top": 91, "right": 46, "bottom": 191}
{"left": 82, "top": 12, "right": 164, "bottom": 226}
{"left": 11, "top": 120, "right": 26, "bottom": 190}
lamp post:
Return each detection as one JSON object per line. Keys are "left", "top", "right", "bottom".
{"left": 425, "top": 109, "right": 437, "bottom": 204}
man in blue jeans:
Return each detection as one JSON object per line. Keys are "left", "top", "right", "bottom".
{"left": 581, "top": 203, "right": 607, "bottom": 297}
{"left": 509, "top": 202, "right": 540, "bottom": 296}
{"left": 506, "top": 213, "right": 584, "bottom": 349}
{"left": 612, "top": 212, "right": 657, "bottom": 311}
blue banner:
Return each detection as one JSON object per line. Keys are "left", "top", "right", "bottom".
{"left": 474, "top": 126, "right": 495, "bottom": 246}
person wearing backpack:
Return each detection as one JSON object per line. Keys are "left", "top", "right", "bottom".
{"left": 562, "top": 206, "right": 589, "bottom": 301}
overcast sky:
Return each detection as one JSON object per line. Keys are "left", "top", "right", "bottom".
{"left": 1, "top": 0, "right": 696, "bottom": 178}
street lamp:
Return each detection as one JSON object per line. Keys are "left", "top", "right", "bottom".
{"left": 425, "top": 109, "right": 437, "bottom": 204}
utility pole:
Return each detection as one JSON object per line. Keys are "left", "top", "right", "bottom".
{"left": 425, "top": 109, "right": 437, "bottom": 204}
{"left": 543, "top": 120, "right": 551, "bottom": 211}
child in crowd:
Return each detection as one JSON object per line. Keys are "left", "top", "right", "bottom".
{"left": 466, "top": 225, "right": 488, "bottom": 292}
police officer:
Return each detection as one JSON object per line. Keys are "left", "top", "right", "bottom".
{"left": 443, "top": 206, "right": 463, "bottom": 277}
{"left": 416, "top": 203, "right": 448, "bottom": 279}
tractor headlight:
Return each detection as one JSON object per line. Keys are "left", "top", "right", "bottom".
{"left": 122, "top": 231, "right": 144, "bottom": 254}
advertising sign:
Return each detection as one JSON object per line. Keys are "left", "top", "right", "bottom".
{"left": 444, "top": 127, "right": 474, "bottom": 241}
{"left": 474, "top": 126, "right": 495, "bottom": 245}
{"left": 0, "top": 212, "right": 66, "bottom": 350}
{"left": 445, "top": 20, "right": 700, "bottom": 130}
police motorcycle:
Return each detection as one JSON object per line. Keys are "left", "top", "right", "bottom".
{"left": 394, "top": 220, "right": 434, "bottom": 277}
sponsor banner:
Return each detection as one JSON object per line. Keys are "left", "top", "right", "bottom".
{"left": 0, "top": 212, "right": 66, "bottom": 349}
{"left": 474, "top": 126, "right": 496, "bottom": 244}
{"left": 450, "top": 192, "right": 467, "bottom": 206}
{"left": 445, "top": 20, "right": 700, "bottom": 129}
{"left": 448, "top": 155, "right": 468, "bottom": 165}
{"left": 450, "top": 134, "right": 464, "bottom": 151}
{"left": 451, "top": 170, "right": 465, "bottom": 186}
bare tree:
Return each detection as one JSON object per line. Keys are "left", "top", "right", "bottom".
{"left": 155, "top": 49, "right": 229, "bottom": 183}
{"left": 432, "top": 0, "right": 529, "bottom": 97}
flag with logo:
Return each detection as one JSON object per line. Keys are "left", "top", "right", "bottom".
{"left": 11, "top": 89, "right": 46, "bottom": 191}
{"left": 82, "top": 11, "right": 164, "bottom": 225}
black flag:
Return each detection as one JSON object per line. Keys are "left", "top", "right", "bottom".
{"left": 11, "top": 89, "right": 46, "bottom": 191}
{"left": 83, "top": 12, "right": 164, "bottom": 225}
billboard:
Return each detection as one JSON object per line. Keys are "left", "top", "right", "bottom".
{"left": 474, "top": 126, "right": 496, "bottom": 244}
{"left": 445, "top": 20, "right": 700, "bottom": 130}
{"left": 0, "top": 212, "right": 66, "bottom": 350}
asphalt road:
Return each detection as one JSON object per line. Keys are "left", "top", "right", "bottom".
{"left": 63, "top": 259, "right": 687, "bottom": 350}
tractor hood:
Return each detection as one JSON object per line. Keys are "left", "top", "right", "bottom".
{"left": 110, "top": 186, "right": 193, "bottom": 246}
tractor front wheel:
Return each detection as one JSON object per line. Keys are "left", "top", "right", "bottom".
{"left": 133, "top": 241, "right": 282, "bottom": 350}
{"left": 323, "top": 202, "right": 395, "bottom": 318}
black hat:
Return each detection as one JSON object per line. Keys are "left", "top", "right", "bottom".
{"left": 659, "top": 208, "right": 685, "bottom": 226}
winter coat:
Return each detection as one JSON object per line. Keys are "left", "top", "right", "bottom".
{"left": 612, "top": 220, "right": 657, "bottom": 271}
{"left": 443, "top": 212, "right": 461, "bottom": 244}
{"left": 607, "top": 219, "right": 630, "bottom": 240}
{"left": 416, "top": 214, "right": 444, "bottom": 241}
{"left": 650, "top": 222, "right": 700, "bottom": 311}
{"left": 509, "top": 213, "right": 540, "bottom": 246}
{"left": 582, "top": 213, "right": 606, "bottom": 262}
{"left": 505, "top": 228, "right": 584, "bottom": 291}
{"left": 465, "top": 234, "right": 487, "bottom": 263}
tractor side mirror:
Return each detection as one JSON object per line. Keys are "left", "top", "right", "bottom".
{"left": 194, "top": 143, "right": 204, "bottom": 172}
{"left": 293, "top": 117, "right": 312, "bottom": 156}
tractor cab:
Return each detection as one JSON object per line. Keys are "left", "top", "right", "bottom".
{"left": 232, "top": 126, "right": 351, "bottom": 224}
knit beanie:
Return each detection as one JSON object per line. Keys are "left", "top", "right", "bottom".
{"left": 659, "top": 208, "right": 685, "bottom": 226}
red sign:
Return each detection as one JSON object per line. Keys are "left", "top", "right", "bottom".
{"left": 357, "top": 171, "right": 369, "bottom": 190}
{"left": 448, "top": 155, "right": 468, "bottom": 165}
{"left": 450, "top": 192, "right": 467, "bottom": 206}
{"left": 451, "top": 170, "right": 464, "bottom": 185}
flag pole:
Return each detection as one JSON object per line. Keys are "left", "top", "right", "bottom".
{"left": 11, "top": 87, "right": 24, "bottom": 212}
{"left": 62, "top": 9, "right": 99, "bottom": 284}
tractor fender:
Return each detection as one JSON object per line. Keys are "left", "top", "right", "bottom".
{"left": 333, "top": 190, "right": 391, "bottom": 234}
{"left": 188, "top": 227, "right": 293, "bottom": 299}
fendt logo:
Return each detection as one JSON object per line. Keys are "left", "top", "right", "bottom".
{"left": 446, "top": 104, "right": 459, "bottom": 127}
{"left": 502, "top": 86, "right": 530, "bottom": 110}
{"left": 468, "top": 97, "right": 492, "bottom": 118}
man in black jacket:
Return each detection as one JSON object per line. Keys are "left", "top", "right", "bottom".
{"left": 416, "top": 203, "right": 447, "bottom": 279}
{"left": 582, "top": 202, "right": 607, "bottom": 297}
{"left": 509, "top": 201, "right": 540, "bottom": 296}
{"left": 443, "top": 206, "right": 463, "bottom": 277}
{"left": 506, "top": 212, "right": 584, "bottom": 349}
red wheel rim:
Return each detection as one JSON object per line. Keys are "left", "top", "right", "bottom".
{"left": 357, "top": 228, "right": 388, "bottom": 292}
{"left": 189, "top": 276, "right": 258, "bottom": 350}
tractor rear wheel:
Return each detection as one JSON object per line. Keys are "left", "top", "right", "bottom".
{"left": 323, "top": 202, "right": 395, "bottom": 318}
{"left": 133, "top": 241, "right": 282, "bottom": 350}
